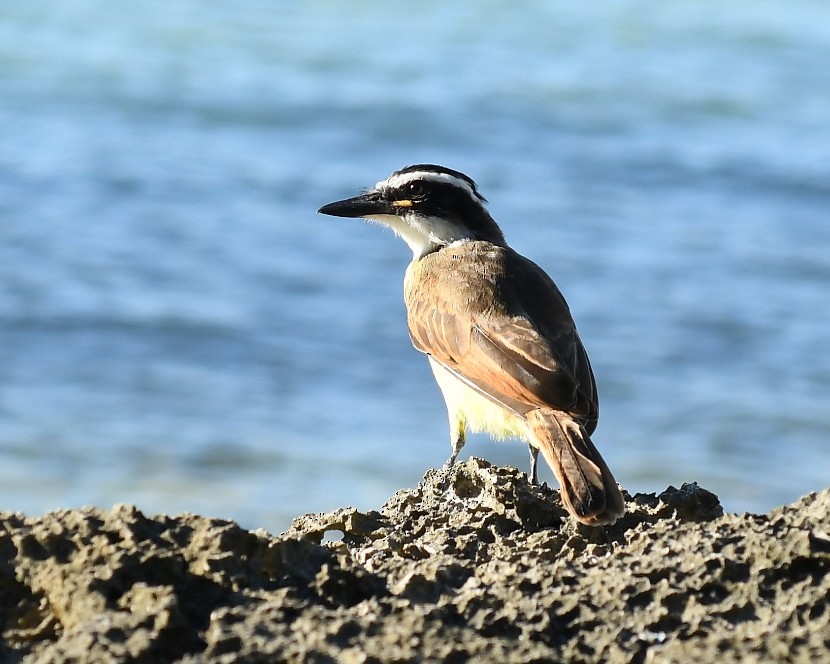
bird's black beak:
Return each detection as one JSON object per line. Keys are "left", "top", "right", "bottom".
{"left": 318, "top": 191, "right": 393, "bottom": 218}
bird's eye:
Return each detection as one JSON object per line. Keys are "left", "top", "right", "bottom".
{"left": 407, "top": 181, "right": 426, "bottom": 198}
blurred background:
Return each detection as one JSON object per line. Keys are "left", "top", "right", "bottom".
{"left": 1, "top": 1, "right": 828, "bottom": 533}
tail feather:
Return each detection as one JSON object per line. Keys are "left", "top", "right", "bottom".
{"left": 525, "top": 409, "right": 625, "bottom": 525}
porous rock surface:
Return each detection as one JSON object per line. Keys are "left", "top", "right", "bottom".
{"left": 1, "top": 458, "right": 829, "bottom": 662}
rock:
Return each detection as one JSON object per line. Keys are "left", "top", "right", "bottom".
{"left": 1, "top": 458, "right": 828, "bottom": 662}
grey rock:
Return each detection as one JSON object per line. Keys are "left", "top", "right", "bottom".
{"left": 1, "top": 458, "right": 828, "bottom": 663}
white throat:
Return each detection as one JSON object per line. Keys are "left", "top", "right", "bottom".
{"left": 365, "top": 214, "right": 473, "bottom": 259}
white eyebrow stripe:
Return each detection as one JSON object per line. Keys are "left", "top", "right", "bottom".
{"left": 377, "top": 170, "right": 480, "bottom": 201}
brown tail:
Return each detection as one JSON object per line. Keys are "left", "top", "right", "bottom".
{"left": 525, "top": 409, "right": 625, "bottom": 525}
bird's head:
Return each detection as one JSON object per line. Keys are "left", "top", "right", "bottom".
{"left": 318, "top": 164, "right": 505, "bottom": 258}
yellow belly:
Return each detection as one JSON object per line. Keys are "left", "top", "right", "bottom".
{"left": 428, "top": 358, "right": 530, "bottom": 441}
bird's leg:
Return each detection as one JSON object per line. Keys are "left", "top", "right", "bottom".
{"left": 443, "top": 415, "right": 467, "bottom": 469}
{"left": 528, "top": 445, "right": 540, "bottom": 485}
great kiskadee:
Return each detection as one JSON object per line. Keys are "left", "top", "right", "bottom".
{"left": 318, "top": 164, "right": 625, "bottom": 525}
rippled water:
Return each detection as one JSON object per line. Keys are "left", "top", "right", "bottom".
{"left": 1, "top": 1, "right": 829, "bottom": 532}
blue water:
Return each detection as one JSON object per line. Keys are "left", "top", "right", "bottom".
{"left": 1, "top": 1, "right": 829, "bottom": 532}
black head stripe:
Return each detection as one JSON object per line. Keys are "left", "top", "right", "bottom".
{"left": 390, "top": 164, "right": 487, "bottom": 203}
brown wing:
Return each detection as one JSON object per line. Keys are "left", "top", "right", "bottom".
{"left": 405, "top": 242, "right": 598, "bottom": 430}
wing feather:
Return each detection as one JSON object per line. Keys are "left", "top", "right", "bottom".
{"left": 405, "top": 242, "right": 598, "bottom": 428}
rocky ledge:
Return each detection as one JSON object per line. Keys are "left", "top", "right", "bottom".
{"left": 1, "top": 458, "right": 829, "bottom": 663}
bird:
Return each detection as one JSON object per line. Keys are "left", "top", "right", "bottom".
{"left": 318, "top": 164, "right": 625, "bottom": 525}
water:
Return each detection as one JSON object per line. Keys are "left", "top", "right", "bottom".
{"left": 1, "top": 1, "right": 829, "bottom": 533}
